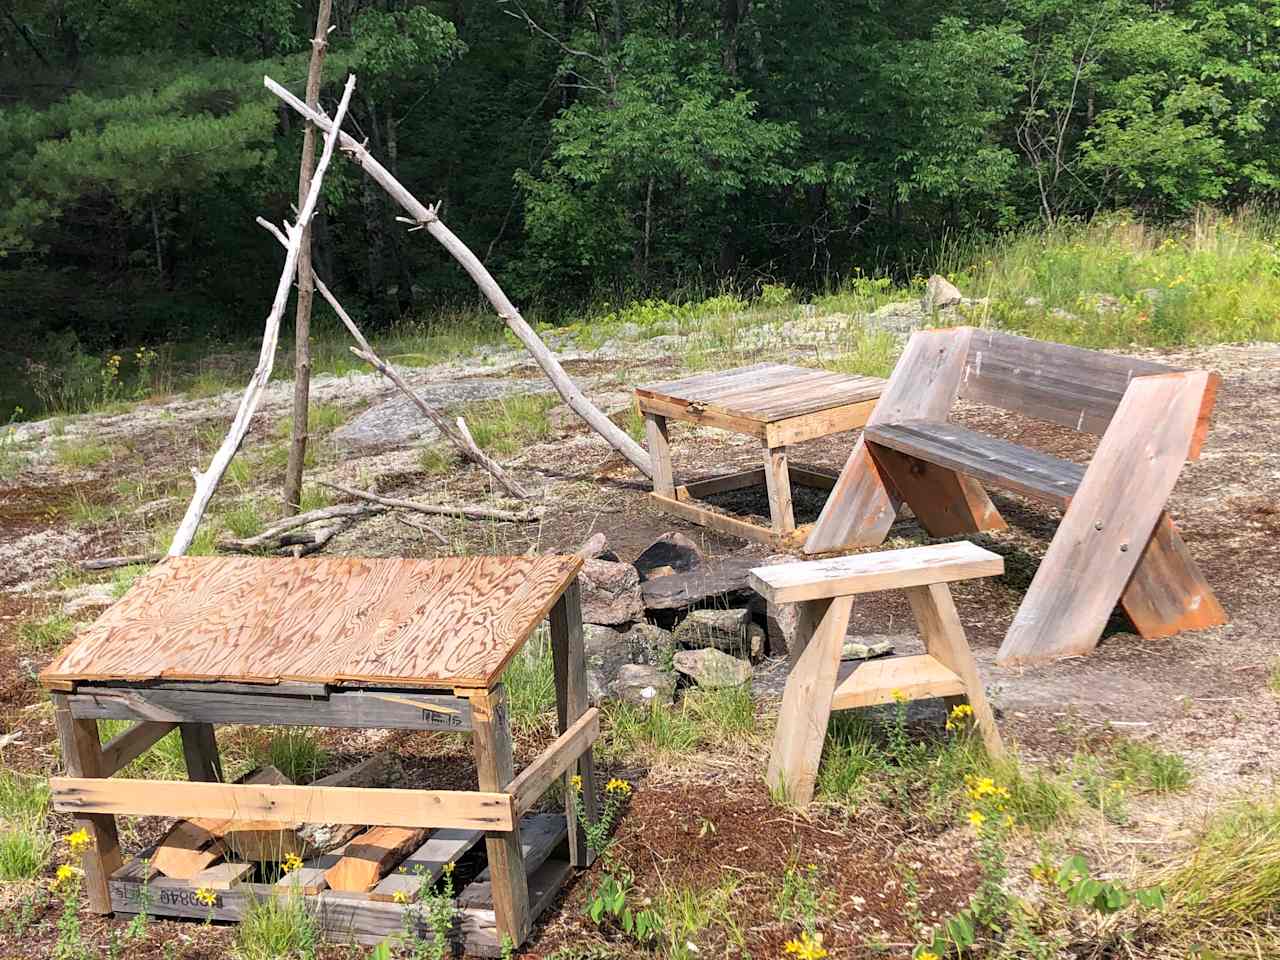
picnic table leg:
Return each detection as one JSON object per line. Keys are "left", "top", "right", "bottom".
{"left": 550, "top": 579, "right": 598, "bottom": 868}
{"left": 52, "top": 694, "right": 122, "bottom": 913}
{"left": 472, "top": 685, "right": 531, "bottom": 947}
{"left": 766, "top": 595, "right": 855, "bottom": 805}
{"left": 763, "top": 441, "right": 796, "bottom": 537}
{"left": 904, "top": 583, "right": 1003, "bottom": 758}
{"left": 179, "top": 723, "right": 223, "bottom": 782}
{"left": 643, "top": 413, "right": 676, "bottom": 497}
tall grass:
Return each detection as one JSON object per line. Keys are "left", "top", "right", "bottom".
{"left": 0, "top": 770, "right": 51, "bottom": 881}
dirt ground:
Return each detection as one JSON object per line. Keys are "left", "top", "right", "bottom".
{"left": 0, "top": 339, "right": 1277, "bottom": 958}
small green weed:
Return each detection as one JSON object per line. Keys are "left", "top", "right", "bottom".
{"left": 418, "top": 445, "right": 455, "bottom": 475}
{"left": 97, "top": 720, "right": 186, "bottom": 780}
{"left": 220, "top": 500, "right": 267, "bottom": 540}
{"left": 235, "top": 888, "right": 319, "bottom": 960}
{"left": 266, "top": 730, "right": 328, "bottom": 784}
{"left": 602, "top": 701, "right": 699, "bottom": 762}
{"left": 502, "top": 627, "right": 557, "bottom": 739}
{"left": 18, "top": 612, "right": 75, "bottom": 653}
{"left": 460, "top": 393, "right": 558, "bottom": 456}
{"left": 1110, "top": 740, "right": 1192, "bottom": 794}
{"left": 55, "top": 438, "right": 113, "bottom": 468}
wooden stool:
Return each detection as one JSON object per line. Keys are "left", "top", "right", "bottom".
{"left": 750, "top": 541, "right": 1005, "bottom": 805}
{"left": 40, "top": 555, "right": 599, "bottom": 957}
{"left": 635, "top": 363, "right": 885, "bottom": 547}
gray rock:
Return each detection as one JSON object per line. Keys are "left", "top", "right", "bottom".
{"left": 582, "top": 622, "right": 675, "bottom": 705}
{"left": 573, "top": 532, "right": 615, "bottom": 561}
{"left": 922, "top": 275, "right": 963, "bottom": 312}
{"left": 579, "top": 558, "right": 645, "bottom": 625}
{"left": 672, "top": 648, "right": 752, "bottom": 687}
{"left": 672, "top": 608, "right": 765, "bottom": 659}
{"left": 608, "top": 664, "right": 677, "bottom": 706}
{"left": 333, "top": 378, "right": 555, "bottom": 449}
{"left": 634, "top": 532, "right": 704, "bottom": 581}
{"left": 640, "top": 557, "right": 758, "bottom": 611}
{"left": 842, "top": 637, "right": 898, "bottom": 660}
{"left": 1023, "top": 296, "right": 1043, "bottom": 308}
{"left": 1137, "top": 288, "right": 1163, "bottom": 304}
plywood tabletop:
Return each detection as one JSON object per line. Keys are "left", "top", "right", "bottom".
{"left": 635, "top": 363, "right": 885, "bottom": 424}
{"left": 39, "top": 555, "right": 583, "bottom": 691}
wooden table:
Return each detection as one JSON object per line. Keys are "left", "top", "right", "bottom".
{"left": 635, "top": 363, "right": 885, "bottom": 547}
{"left": 40, "top": 555, "right": 600, "bottom": 956}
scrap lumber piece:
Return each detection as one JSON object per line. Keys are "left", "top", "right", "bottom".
{"left": 190, "top": 861, "right": 253, "bottom": 891}
{"left": 324, "top": 826, "right": 429, "bottom": 892}
{"left": 465, "top": 814, "right": 567, "bottom": 894}
{"left": 297, "top": 752, "right": 393, "bottom": 855}
{"left": 150, "top": 765, "right": 290, "bottom": 878}
{"left": 276, "top": 866, "right": 329, "bottom": 895}
{"left": 219, "top": 766, "right": 312, "bottom": 862}
{"left": 369, "top": 828, "right": 484, "bottom": 903}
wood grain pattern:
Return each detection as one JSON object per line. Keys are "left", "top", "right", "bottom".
{"left": 369, "top": 827, "right": 483, "bottom": 902}
{"left": 750, "top": 541, "right": 1004, "bottom": 604}
{"left": 550, "top": 580, "right": 597, "bottom": 868}
{"left": 324, "top": 826, "right": 429, "bottom": 892}
{"left": 865, "top": 443, "right": 1007, "bottom": 537}
{"left": 830, "top": 655, "right": 965, "bottom": 710}
{"left": 40, "top": 555, "right": 582, "bottom": 689}
{"left": 998, "top": 372, "right": 1212, "bottom": 665}
{"left": 1119, "top": 511, "right": 1227, "bottom": 638}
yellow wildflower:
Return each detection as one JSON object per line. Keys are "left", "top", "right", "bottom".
{"left": 918, "top": 953, "right": 940, "bottom": 960}
{"left": 605, "top": 778, "right": 632, "bottom": 797}
{"left": 783, "top": 931, "right": 829, "bottom": 960}
{"left": 967, "top": 809, "right": 986, "bottom": 828}
{"left": 442, "top": 861, "right": 455, "bottom": 877}
{"left": 282, "top": 852, "right": 304, "bottom": 874}
{"left": 891, "top": 689, "right": 907, "bottom": 704}
{"left": 54, "top": 864, "right": 77, "bottom": 887}
{"left": 393, "top": 890, "right": 411, "bottom": 904}
{"left": 65, "top": 828, "right": 93, "bottom": 854}
{"left": 945, "top": 703, "right": 974, "bottom": 731}
{"left": 195, "top": 887, "right": 217, "bottom": 907}
{"left": 570, "top": 774, "right": 583, "bottom": 792}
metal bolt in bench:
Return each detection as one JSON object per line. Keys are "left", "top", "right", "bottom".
{"left": 751, "top": 541, "right": 1005, "bottom": 805}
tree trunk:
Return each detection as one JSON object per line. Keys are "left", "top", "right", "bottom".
{"left": 283, "top": 0, "right": 333, "bottom": 517}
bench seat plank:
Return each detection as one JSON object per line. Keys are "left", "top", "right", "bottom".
{"left": 867, "top": 420, "right": 1084, "bottom": 509}
{"left": 750, "top": 541, "right": 1003, "bottom": 604}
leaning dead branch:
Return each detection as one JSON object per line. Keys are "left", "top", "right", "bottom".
{"left": 263, "top": 75, "right": 654, "bottom": 479}
{"left": 256, "top": 217, "right": 528, "bottom": 499}
{"left": 168, "top": 74, "right": 357, "bottom": 558}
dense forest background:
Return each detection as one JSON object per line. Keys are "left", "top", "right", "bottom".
{"left": 2, "top": 1, "right": 1278, "bottom": 378}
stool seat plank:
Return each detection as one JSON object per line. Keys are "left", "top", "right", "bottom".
{"left": 830, "top": 654, "right": 965, "bottom": 710}
{"left": 750, "top": 541, "right": 1002, "bottom": 604}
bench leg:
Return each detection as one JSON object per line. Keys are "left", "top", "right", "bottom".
{"left": 804, "top": 438, "right": 900, "bottom": 552}
{"left": 905, "top": 583, "right": 1003, "bottom": 758}
{"left": 766, "top": 595, "right": 855, "bottom": 805}
{"left": 866, "top": 443, "right": 1006, "bottom": 537}
{"left": 644, "top": 413, "right": 676, "bottom": 497}
{"left": 1120, "top": 512, "right": 1227, "bottom": 638}
{"left": 472, "top": 685, "right": 531, "bottom": 946}
{"left": 550, "top": 579, "right": 598, "bottom": 868}
{"left": 52, "top": 694, "right": 122, "bottom": 914}
{"left": 998, "top": 371, "right": 1213, "bottom": 666}
{"left": 762, "top": 442, "right": 796, "bottom": 537}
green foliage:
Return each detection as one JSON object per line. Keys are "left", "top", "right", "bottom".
{"left": 235, "top": 888, "right": 319, "bottom": 960}
{"left": 502, "top": 627, "right": 557, "bottom": 739}
{"left": 1056, "top": 855, "right": 1165, "bottom": 913}
{"left": 18, "top": 612, "right": 75, "bottom": 653}
{"left": 265, "top": 730, "right": 327, "bottom": 784}
{"left": 1109, "top": 740, "right": 1192, "bottom": 794}
{"left": 97, "top": 719, "right": 187, "bottom": 780}
{"left": 459, "top": 393, "right": 558, "bottom": 456}
{"left": 54, "top": 438, "right": 113, "bottom": 469}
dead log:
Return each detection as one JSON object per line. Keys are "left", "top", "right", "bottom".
{"left": 316, "top": 480, "right": 542, "bottom": 522}
{"left": 263, "top": 74, "right": 654, "bottom": 480}
{"left": 169, "top": 75, "right": 357, "bottom": 557}
{"left": 256, "top": 217, "right": 528, "bottom": 499}
{"left": 80, "top": 553, "right": 162, "bottom": 572}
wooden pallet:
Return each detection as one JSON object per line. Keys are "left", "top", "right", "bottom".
{"left": 109, "top": 814, "right": 571, "bottom": 956}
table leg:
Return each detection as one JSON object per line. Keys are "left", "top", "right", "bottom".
{"left": 644, "top": 413, "right": 676, "bottom": 497}
{"left": 766, "top": 595, "right": 854, "bottom": 805}
{"left": 472, "top": 685, "right": 531, "bottom": 946}
{"left": 180, "top": 723, "right": 223, "bottom": 782}
{"left": 763, "top": 441, "right": 796, "bottom": 536}
{"left": 550, "top": 579, "right": 598, "bottom": 867}
{"left": 52, "top": 694, "right": 122, "bottom": 913}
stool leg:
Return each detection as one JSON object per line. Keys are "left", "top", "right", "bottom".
{"left": 905, "top": 583, "right": 1003, "bottom": 757}
{"left": 52, "top": 694, "right": 122, "bottom": 913}
{"left": 644, "top": 413, "right": 676, "bottom": 497}
{"left": 767, "top": 595, "right": 855, "bottom": 804}
{"left": 763, "top": 442, "right": 796, "bottom": 537}
{"left": 472, "top": 685, "right": 531, "bottom": 946}
{"left": 550, "top": 579, "right": 598, "bottom": 868}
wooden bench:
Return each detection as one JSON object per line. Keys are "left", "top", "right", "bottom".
{"left": 804, "top": 326, "right": 1227, "bottom": 666}
{"left": 635, "top": 363, "right": 885, "bottom": 547}
{"left": 751, "top": 541, "right": 1005, "bottom": 805}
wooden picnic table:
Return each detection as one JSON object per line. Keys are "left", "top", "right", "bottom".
{"left": 40, "top": 554, "right": 600, "bottom": 956}
{"left": 635, "top": 363, "right": 886, "bottom": 547}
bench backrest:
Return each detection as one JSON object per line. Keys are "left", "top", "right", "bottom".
{"left": 955, "top": 327, "right": 1214, "bottom": 439}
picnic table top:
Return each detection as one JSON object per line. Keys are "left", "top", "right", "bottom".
{"left": 39, "top": 554, "right": 583, "bottom": 691}
{"left": 635, "top": 362, "right": 885, "bottom": 426}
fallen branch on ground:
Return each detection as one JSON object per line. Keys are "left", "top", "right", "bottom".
{"left": 168, "top": 74, "right": 357, "bottom": 557}
{"left": 317, "top": 481, "right": 542, "bottom": 522}
{"left": 256, "top": 217, "right": 528, "bottom": 500}
{"left": 80, "top": 553, "right": 163, "bottom": 572}
{"left": 263, "top": 74, "right": 654, "bottom": 480}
